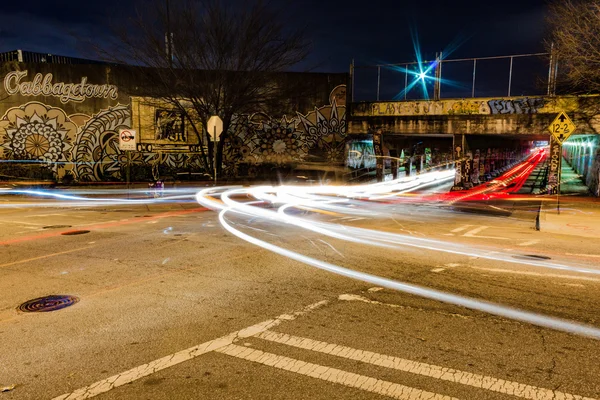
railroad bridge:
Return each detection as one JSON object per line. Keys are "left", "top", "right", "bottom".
{"left": 346, "top": 95, "right": 600, "bottom": 195}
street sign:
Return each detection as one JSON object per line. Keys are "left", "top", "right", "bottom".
{"left": 548, "top": 111, "right": 576, "bottom": 144}
{"left": 207, "top": 115, "right": 223, "bottom": 141}
{"left": 119, "top": 129, "right": 137, "bottom": 151}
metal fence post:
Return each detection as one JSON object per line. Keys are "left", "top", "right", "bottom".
{"left": 434, "top": 52, "right": 443, "bottom": 100}
{"left": 508, "top": 56, "right": 514, "bottom": 97}
{"left": 350, "top": 59, "right": 355, "bottom": 102}
{"left": 471, "top": 59, "right": 477, "bottom": 98}
{"left": 404, "top": 65, "right": 408, "bottom": 100}
{"left": 377, "top": 65, "right": 381, "bottom": 101}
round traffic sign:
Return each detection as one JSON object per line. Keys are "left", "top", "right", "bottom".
{"left": 120, "top": 130, "right": 134, "bottom": 141}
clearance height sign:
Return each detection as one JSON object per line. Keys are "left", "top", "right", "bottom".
{"left": 546, "top": 112, "right": 576, "bottom": 195}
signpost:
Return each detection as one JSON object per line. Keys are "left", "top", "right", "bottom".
{"left": 119, "top": 129, "right": 137, "bottom": 194}
{"left": 547, "top": 112, "right": 576, "bottom": 213}
{"left": 207, "top": 116, "right": 223, "bottom": 184}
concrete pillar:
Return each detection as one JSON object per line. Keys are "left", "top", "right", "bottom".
{"left": 390, "top": 149, "right": 399, "bottom": 180}
{"left": 452, "top": 134, "right": 467, "bottom": 190}
{"left": 373, "top": 130, "right": 384, "bottom": 182}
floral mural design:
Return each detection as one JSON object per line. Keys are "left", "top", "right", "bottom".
{"left": 251, "top": 116, "right": 307, "bottom": 164}
{"left": 74, "top": 104, "right": 131, "bottom": 181}
{"left": 221, "top": 85, "right": 347, "bottom": 177}
{"left": 0, "top": 102, "right": 77, "bottom": 174}
{"left": 296, "top": 97, "right": 346, "bottom": 163}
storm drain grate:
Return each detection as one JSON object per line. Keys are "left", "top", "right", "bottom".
{"left": 18, "top": 295, "right": 79, "bottom": 313}
{"left": 513, "top": 254, "right": 552, "bottom": 261}
{"left": 43, "top": 225, "right": 72, "bottom": 229}
{"left": 61, "top": 230, "right": 90, "bottom": 236}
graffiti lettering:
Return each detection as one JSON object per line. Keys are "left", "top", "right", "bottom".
{"left": 369, "top": 97, "right": 548, "bottom": 116}
{"left": 547, "top": 139, "right": 562, "bottom": 195}
{"left": 487, "top": 98, "right": 545, "bottom": 114}
{"left": 4, "top": 70, "right": 119, "bottom": 104}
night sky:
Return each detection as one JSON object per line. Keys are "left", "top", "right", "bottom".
{"left": 0, "top": 0, "right": 548, "bottom": 74}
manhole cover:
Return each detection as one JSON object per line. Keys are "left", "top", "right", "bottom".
{"left": 18, "top": 295, "right": 79, "bottom": 313}
{"left": 513, "top": 254, "right": 552, "bottom": 261}
{"left": 61, "top": 230, "right": 90, "bottom": 236}
{"left": 43, "top": 225, "right": 72, "bottom": 229}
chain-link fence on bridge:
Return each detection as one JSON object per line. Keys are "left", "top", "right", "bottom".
{"left": 350, "top": 52, "right": 558, "bottom": 102}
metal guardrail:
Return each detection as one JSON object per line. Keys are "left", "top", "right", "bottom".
{"left": 350, "top": 51, "right": 558, "bottom": 102}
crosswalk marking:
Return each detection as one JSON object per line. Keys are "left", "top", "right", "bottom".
{"left": 255, "top": 330, "right": 597, "bottom": 400}
{"left": 451, "top": 225, "right": 473, "bottom": 233}
{"left": 450, "top": 225, "right": 509, "bottom": 240}
{"left": 51, "top": 300, "right": 329, "bottom": 400}
{"left": 216, "top": 344, "right": 458, "bottom": 400}
{"left": 462, "top": 225, "right": 509, "bottom": 240}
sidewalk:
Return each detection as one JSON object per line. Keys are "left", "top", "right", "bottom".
{"left": 540, "top": 158, "right": 600, "bottom": 238}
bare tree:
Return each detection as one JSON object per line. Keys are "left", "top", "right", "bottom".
{"left": 98, "top": 0, "right": 311, "bottom": 176}
{"left": 547, "top": 0, "right": 600, "bottom": 93}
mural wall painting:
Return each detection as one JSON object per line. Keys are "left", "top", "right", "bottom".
{"left": 222, "top": 85, "right": 347, "bottom": 178}
{"left": 0, "top": 82, "right": 348, "bottom": 182}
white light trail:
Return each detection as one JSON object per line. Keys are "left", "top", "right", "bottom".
{"left": 193, "top": 171, "right": 600, "bottom": 339}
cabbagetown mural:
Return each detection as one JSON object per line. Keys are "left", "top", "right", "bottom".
{"left": 0, "top": 62, "right": 349, "bottom": 183}
{"left": 0, "top": 98, "right": 198, "bottom": 182}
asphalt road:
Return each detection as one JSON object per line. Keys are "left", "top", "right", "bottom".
{"left": 0, "top": 187, "right": 599, "bottom": 400}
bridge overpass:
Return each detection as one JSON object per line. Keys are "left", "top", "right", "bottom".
{"left": 346, "top": 95, "right": 600, "bottom": 195}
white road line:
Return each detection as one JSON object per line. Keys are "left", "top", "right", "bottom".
{"left": 518, "top": 240, "right": 540, "bottom": 247}
{"left": 463, "top": 226, "right": 509, "bottom": 240}
{"left": 466, "top": 266, "right": 600, "bottom": 282}
{"left": 451, "top": 225, "right": 473, "bottom": 233}
{"left": 51, "top": 300, "right": 328, "bottom": 400}
{"left": 0, "top": 220, "right": 44, "bottom": 226}
{"left": 24, "top": 213, "right": 67, "bottom": 217}
{"left": 566, "top": 253, "right": 600, "bottom": 258}
{"left": 255, "top": 331, "right": 597, "bottom": 400}
{"left": 430, "top": 268, "right": 445, "bottom": 273}
{"left": 216, "top": 344, "right": 457, "bottom": 400}
{"left": 339, "top": 294, "right": 404, "bottom": 309}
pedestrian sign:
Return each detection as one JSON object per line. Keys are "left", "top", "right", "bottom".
{"left": 548, "top": 112, "right": 576, "bottom": 144}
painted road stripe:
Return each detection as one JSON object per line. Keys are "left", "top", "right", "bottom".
{"left": 216, "top": 344, "right": 457, "bottom": 400}
{"left": 518, "top": 239, "right": 540, "bottom": 247}
{"left": 463, "top": 226, "right": 509, "bottom": 240}
{"left": 51, "top": 300, "right": 328, "bottom": 400}
{"left": 465, "top": 266, "right": 600, "bottom": 282}
{"left": 255, "top": 331, "right": 597, "bottom": 400}
{"left": 566, "top": 253, "right": 600, "bottom": 258}
{"left": 451, "top": 225, "right": 472, "bottom": 233}
{"left": 0, "top": 246, "right": 94, "bottom": 269}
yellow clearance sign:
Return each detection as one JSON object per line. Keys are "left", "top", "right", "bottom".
{"left": 548, "top": 111, "right": 576, "bottom": 144}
